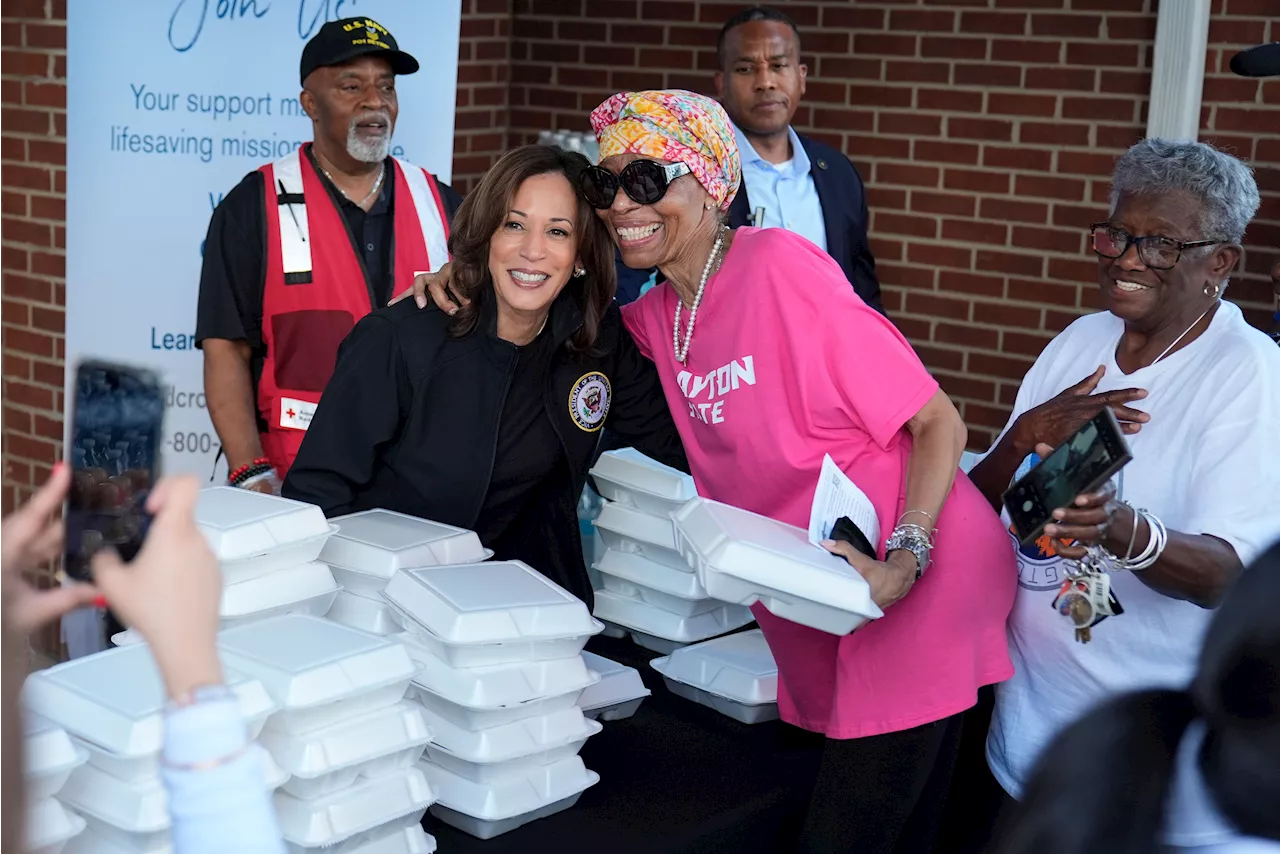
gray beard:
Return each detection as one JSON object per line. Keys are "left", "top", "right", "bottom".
{"left": 347, "top": 117, "right": 391, "bottom": 163}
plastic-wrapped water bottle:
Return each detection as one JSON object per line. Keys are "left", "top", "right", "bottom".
{"left": 578, "top": 484, "right": 605, "bottom": 588}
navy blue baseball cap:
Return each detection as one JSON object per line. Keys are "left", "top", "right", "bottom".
{"left": 300, "top": 17, "right": 419, "bottom": 85}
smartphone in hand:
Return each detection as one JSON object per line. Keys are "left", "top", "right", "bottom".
{"left": 64, "top": 361, "right": 166, "bottom": 581}
{"left": 1002, "top": 408, "right": 1133, "bottom": 549}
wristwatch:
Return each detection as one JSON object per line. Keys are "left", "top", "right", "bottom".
{"left": 885, "top": 530, "right": 931, "bottom": 580}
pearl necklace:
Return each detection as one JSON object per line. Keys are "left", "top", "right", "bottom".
{"left": 673, "top": 229, "right": 726, "bottom": 364}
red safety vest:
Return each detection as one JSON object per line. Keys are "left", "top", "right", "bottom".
{"left": 258, "top": 144, "right": 450, "bottom": 476}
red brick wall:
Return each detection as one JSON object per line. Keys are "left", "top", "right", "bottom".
{"left": 503, "top": 0, "right": 1279, "bottom": 448}
{"left": 3, "top": 0, "right": 1278, "bottom": 516}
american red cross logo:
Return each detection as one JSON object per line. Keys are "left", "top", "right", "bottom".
{"left": 286, "top": 408, "right": 296, "bottom": 418}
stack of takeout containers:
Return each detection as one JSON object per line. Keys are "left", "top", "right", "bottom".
{"left": 588, "top": 449, "right": 753, "bottom": 654}
{"left": 381, "top": 561, "right": 605, "bottom": 838}
{"left": 319, "top": 509, "right": 490, "bottom": 636}
{"left": 218, "top": 614, "right": 436, "bottom": 852}
{"left": 651, "top": 629, "right": 780, "bottom": 724}
{"left": 198, "top": 488, "right": 341, "bottom": 625}
{"left": 23, "top": 715, "right": 88, "bottom": 853}
{"left": 113, "top": 489, "right": 342, "bottom": 648}
{"left": 22, "top": 644, "right": 280, "bottom": 853}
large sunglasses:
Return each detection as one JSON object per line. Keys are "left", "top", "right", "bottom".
{"left": 1089, "top": 223, "right": 1222, "bottom": 270}
{"left": 580, "top": 160, "right": 692, "bottom": 209}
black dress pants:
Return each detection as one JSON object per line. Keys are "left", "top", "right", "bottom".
{"left": 796, "top": 712, "right": 965, "bottom": 854}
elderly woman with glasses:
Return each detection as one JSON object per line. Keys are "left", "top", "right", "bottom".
{"left": 410, "top": 90, "right": 1016, "bottom": 854}
{"left": 954, "top": 139, "right": 1280, "bottom": 845}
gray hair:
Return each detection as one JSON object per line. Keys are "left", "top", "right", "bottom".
{"left": 1108, "top": 139, "right": 1261, "bottom": 244}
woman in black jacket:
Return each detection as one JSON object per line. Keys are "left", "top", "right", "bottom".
{"left": 283, "top": 145, "right": 684, "bottom": 605}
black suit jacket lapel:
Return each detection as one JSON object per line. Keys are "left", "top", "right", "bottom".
{"left": 800, "top": 135, "right": 842, "bottom": 258}
{"left": 729, "top": 182, "right": 752, "bottom": 229}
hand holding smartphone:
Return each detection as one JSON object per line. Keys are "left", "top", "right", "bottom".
{"left": 63, "top": 361, "right": 165, "bottom": 582}
{"left": 1002, "top": 408, "right": 1133, "bottom": 548}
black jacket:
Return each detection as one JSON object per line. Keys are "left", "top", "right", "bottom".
{"left": 282, "top": 290, "right": 685, "bottom": 606}
{"left": 727, "top": 132, "right": 883, "bottom": 315}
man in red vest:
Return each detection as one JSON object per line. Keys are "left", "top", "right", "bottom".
{"left": 196, "top": 17, "right": 459, "bottom": 492}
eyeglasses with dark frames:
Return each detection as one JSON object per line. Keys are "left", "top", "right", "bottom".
{"left": 1089, "top": 223, "right": 1223, "bottom": 270}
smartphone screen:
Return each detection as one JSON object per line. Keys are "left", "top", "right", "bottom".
{"left": 64, "top": 361, "right": 165, "bottom": 581}
{"left": 1002, "top": 409, "right": 1133, "bottom": 548}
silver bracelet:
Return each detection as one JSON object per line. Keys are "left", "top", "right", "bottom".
{"left": 1107, "top": 508, "right": 1166, "bottom": 571}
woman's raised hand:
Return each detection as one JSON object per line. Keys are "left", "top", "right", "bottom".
{"left": 389, "top": 263, "right": 469, "bottom": 314}
{"left": 1012, "top": 366, "right": 1149, "bottom": 455}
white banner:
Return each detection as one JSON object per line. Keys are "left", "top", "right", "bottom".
{"left": 65, "top": 0, "right": 461, "bottom": 482}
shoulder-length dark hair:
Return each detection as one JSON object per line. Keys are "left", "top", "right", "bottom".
{"left": 446, "top": 145, "right": 617, "bottom": 354}
{"left": 996, "top": 541, "right": 1280, "bottom": 854}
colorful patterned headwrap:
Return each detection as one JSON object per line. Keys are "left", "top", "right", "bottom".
{"left": 590, "top": 90, "right": 741, "bottom": 212}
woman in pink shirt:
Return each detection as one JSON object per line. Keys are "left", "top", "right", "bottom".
{"left": 410, "top": 90, "right": 1015, "bottom": 853}
{"left": 586, "top": 90, "right": 1015, "bottom": 854}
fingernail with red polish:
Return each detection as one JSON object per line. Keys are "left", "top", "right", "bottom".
{"left": 93, "top": 596, "right": 107, "bottom": 609}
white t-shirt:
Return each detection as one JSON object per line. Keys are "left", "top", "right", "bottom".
{"left": 985, "top": 302, "right": 1280, "bottom": 809}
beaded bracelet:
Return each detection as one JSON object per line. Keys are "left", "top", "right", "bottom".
{"left": 227, "top": 457, "right": 271, "bottom": 485}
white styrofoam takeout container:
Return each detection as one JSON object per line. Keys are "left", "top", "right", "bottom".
{"left": 22, "top": 644, "right": 276, "bottom": 760}
{"left": 577, "top": 652, "right": 650, "bottom": 722}
{"left": 651, "top": 629, "right": 780, "bottom": 725}
{"left": 383, "top": 561, "right": 598, "bottom": 646}
{"left": 63, "top": 815, "right": 169, "bottom": 854}
{"left": 217, "top": 614, "right": 416, "bottom": 734}
{"left": 273, "top": 765, "right": 435, "bottom": 848}
{"left": 396, "top": 631, "right": 598, "bottom": 709}
{"left": 594, "top": 547, "right": 709, "bottom": 600}
{"left": 588, "top": 448, "right": 697, "bottom": 517}
{"left": 26, "top": 796, "right": 86, "bottom": 854}
{"left": 422, "top": 739, "right": 590, "bottom": 785}
{"left": 58, "top": 747, "right": 286, "bottom": 833}
{"left": 384, "top": 597, "right": 604, "bottom": 668}
{"left": 413, "top": 701, "right": 601, "bottom": 765}
{"left": 592, "top": 502, "right": 691, "bottom": 571}
{"left": 327, "top": 589, "right": 402, "bottom": 635}
{"left": 195, "top": 486, "right": 335, "bottom": 584}
{"left": 23, "top": 715, "right": 88, "bottom": 802}
{"left": 321, "top": 509, "right": 488, "bottom": 582}
{"left": 592, "top": 588, "right": 752, "bottom": 644}
{"left": 598, "top": 574, "right": 724, "bottom": 617}
{"left": 70, "top": 737, "right": 290, "bottom": 789}
{"left": 630, "top": 632, "right": 687, "bottom": 655}
{"left": 409, "top": 681, "right": 590, "bottom": 732}
{"left": 285, "top": 812, "right": 436, "bottom": 854}
{"left": 260, "top": 700, "right": 433, "bottom": 800}
{"left": 673, "top": 498, "right": 884, "bottom": 635}
{"left": 422, "top": 755, "right": 599, "bottom": 840}
{"left": 220, "top": 560, "right": 340, "bottom": 624}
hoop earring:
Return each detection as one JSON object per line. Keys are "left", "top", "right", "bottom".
{"left": 1203, "top": 282, "right": 1221, "bottom": 299}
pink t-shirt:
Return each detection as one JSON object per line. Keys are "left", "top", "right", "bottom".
{"left": 623, "top": 228, "right": 1015, "bottom": 738}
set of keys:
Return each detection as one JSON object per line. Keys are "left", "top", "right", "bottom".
{"left": 1052, "top": 549, "right": 1123, "bottom": 643}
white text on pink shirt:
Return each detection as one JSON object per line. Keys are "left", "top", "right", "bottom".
{"left": 676, "top": 355, "right": 756, "bottom": 425}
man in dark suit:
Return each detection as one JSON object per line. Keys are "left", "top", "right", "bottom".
{"left": 716, "top": 6, "right": 882, "bottom": 314}
{"left": 615, "top": 6, "right": 882, "bottom": 312}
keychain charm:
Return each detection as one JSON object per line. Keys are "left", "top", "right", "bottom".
{"left": 1052, "top": 549, "right": 1120, "bottom": 644}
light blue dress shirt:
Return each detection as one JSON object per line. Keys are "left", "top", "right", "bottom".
{"left": 732, "top": 122, "right": 827, "bottom": 252}
{"left": 162, "top": 697, "right": 286, "bottom": 854}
